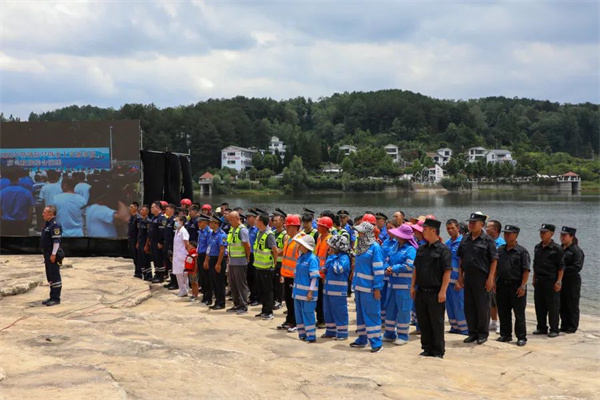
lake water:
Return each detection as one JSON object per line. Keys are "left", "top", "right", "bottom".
{"left": 203, "top": 191, "right": 600, "bottom": 316}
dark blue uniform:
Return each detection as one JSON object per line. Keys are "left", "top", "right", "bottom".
{"left": 185, "top": 216, "right": 200, "bottom": 245}
{"left": 128, "top": 213, "right": 142, "bottom": 277}
{"left": 148, "top": 213, "right": 166, "bottom": 281}
{"left": 197, "top": 225, "right": 211, "bottom": 303}
{"left": 137, "top": 216, "right": 152, "bottom": 280}
{"left": 41, "top": 218, "right": 63, "bottom": 302}
{"left": 208, "top": 228, "right": 228, "bottom": 308}
{"left": 164, "top": 215, "right": 176, "bottom": 287}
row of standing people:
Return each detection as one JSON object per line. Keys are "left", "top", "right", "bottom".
{"left": 124, "top": 202, "right": 585, "bottom": 357}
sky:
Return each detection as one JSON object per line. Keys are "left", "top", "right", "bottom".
{"left": 1, "top": 0, "right": 598, "bottom": 119}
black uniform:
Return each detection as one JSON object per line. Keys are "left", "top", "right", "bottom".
{"left": 457, "top": 232, "right": 498, "bottom": 340}
{"left": 164, "top": 215, "right": 177, "bottom": 287}
{"left": 560, "top": 243, "right": 584, "bottom": 333}
{"left": 41, "top": 218, "right": 64, "bottom": 302}
{"left": 185, "top": 216, "right": 200, "bottom": 247}
{"left": 128, "top": 213, "right": 142, "bottom": 277}
{"left": 414, "top": 240, "right": 452, "bottom": 357}
{"left": 533, "top": 240, "right": 564, "bottom": 334}
{"left": 496, "top": 243, "right": 531, "bottom": 341}
{"left": 137, "top": 216, "right": 152, "bottom": 280}
{"left": 148, "top": 213, "right": 166, "bottom": 281}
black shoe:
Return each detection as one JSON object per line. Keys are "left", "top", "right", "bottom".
{"left": 532, "top": 329, "right": 547, "bottom": 335}
{"left": 203, "top": 301, "right": 213, "bottom": 307}
{"left": 419, "top": 351, "right": 431, "bottom": 356}
{"left": 236, "top": 307, "right": 248, "bottom": 315}
{"left": 476, "top": 338, "right": 488, "bottom": 345}
{"left": 283, "top": 310, "right": 288, "bottom": 315}
{"left": 517, "top": 339, "right": 527, "bottom": 347}
{"left": 46, "top": 300, "right": 60, "bottom": 307}
{"left": 277, "top": 323, "right": 291, "bottom": 330}
{"left": 548, "top": 332, "right": 559, "bottom": 338}
{"left": 255, "top": 313, "right": 265, "bottom": 318}
{"left": 496, "top": 336, "right": 513, "bottom": 343}
{"left": 41, "top": 298, "right": 51, "bottom": 305}
{"left": 559, "top": 327, "right": 567, "bottom": 332}
{"left": 565, "top": 330, "right": 576, "bottom": 334}
{"left": 463, "top": 335, "right": 478, "bottom": 343}
{"left": 370, "top": 346, "right": 383, "bottom": 353}
{"left": 273, "top": 302, "right": 283, "bottom": 310}
{"left": 166, "top": 284, "right": 178, "bottom": 290}
{"left": 151, "top": 277, "right": 164, "bottom": 284}
{"left": 226, "top": 306, "right": 241, "bottom": 313}
{"left": 321, "top": 334, "right": 336, "bottom": 339}
{"left": 250, "top": 300, "right": 260, "bottom": 306}
{"left": 431, "top": 354, "right": 443, "bottom": 359}
{"left": 350, "top": 342, "right": 367, "bottom": 348}
{"left": 305, "top": 338, "right": 317, "bottom": 343}
{"left": 210, "top": 304, "right": 225, "bottom": 310}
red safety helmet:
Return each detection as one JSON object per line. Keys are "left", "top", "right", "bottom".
{"left": 317, "top": 217, "right": 333, "bottom": 230}
{"left": 362, "top": 213, "right": 377, "bottom": 225}
{"left": 159, "top": 201, "right": 168, "bottom": 208}
{"left": 201, "top": 204, "right": 212, "bottom": 211}
{"left": 425, "top": 214, "right": 436, "bottom": 220}
{"left": 180, "top": 198, "right": 192, "bottom": 206}
{"left": 284, "top": 214, "right": 301, "bottom": 227}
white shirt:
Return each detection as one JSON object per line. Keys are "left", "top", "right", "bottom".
{"left": 172, "top": 227, "right": 190, "bottom": 274}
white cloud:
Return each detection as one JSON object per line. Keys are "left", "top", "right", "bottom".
{"left": 0, "top": 1, "right": 597, "bottom": 118}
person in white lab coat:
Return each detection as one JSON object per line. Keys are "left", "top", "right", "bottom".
{"left": 173, "top": 216, "right": 193, "bottom": 297}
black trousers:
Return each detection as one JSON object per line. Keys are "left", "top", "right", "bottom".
{"left": 415, "top": 289, "right": 445, "bottom": 356}
{"left": 535, "top": 279, "right": 560, "bottom": 333}
{"left": 196, "top": 253, "right": 208, "bottom": 295}
{"left": 209, "top": 256, "right": 227, "bottom": 307}
{"left": 256, "top": 269, "right": 274, "bottom": 315}
{"left": 273, "top": 263, "right": 283, "bottom": 304}
{"left": 284, "top": 277, "right": 296, "bottom": 326}
{"left": 44, "top": 252, "right": 62, "bottom": 301}
{"left": 137, "top": 241, "right": 152, "bottom": 279}
{"left": 151, "top": 242, "right": 165, "bottom": 277}
{"left": 560, "top": 273, "right": 581, "bottom": 332}
{"left": 316, "top": 279, "right": 325, "bottom": 324}
{"left": 464, "top": 269, "right": 491, "bottom": 339}
{"left": 247, "top": 254, "right": 260, "bottom": 303}
{"left": 128, "top": 238, "right": 140, "bottom": 276}
{"left": 497, "top": 280, "right": 527, "bottom": 340}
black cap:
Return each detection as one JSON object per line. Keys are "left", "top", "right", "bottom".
{"left": 210, "top": 215, "right": 223, "bottom": 225}
{"left": 273, "top": 208, "right": 287, "bottom": 218}
{"left": 467, "top": 213, "right": 487, "bottom": 222}
{"left": 198, "top": 215, "right": 211, "bottom": 222}
{"left": 560, "top": 226, "right": 576, "bottom": 235}
{"left": 167, "top": 203, "right": 177, "bottom": 209}
{"left": 503, "top": 225, "right": 520, "bottom": 234}
{"left": 301, "top": 213, "right": 314, "bottom": 222}
{"left": 539, "top": 224, "right": 556, "bottom": 232}
{"left": 337, "top": 210, "right": 350, "bottom": 217}
{"left": 375, "top": 212, "right": 388, "bottom": 221}
{"left": 423, "top": 218, "right": 441, "bottom": 230}
{"left": 239, "top": 213, "right": 246, "bottom": 220}
{"left": 302, "top": 207, "right": 316, "bottom": 215}
{"left": 254, "top": 207, "right": 268, "bottom": 216}
{"left": 246, "top": 208, "right": 258, "bottom": 217}
{"left": 365, "top": 210, "right": 374, "bottom": 215}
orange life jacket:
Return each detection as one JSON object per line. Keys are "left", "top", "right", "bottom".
{"left": 315, "top": 233, "right": 331, "bottom": 279}
{"left": 281, "top": 232, "right": 306, "bottom": 278}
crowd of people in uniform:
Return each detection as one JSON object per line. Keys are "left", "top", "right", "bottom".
{"left": 39, "top": 199, "right": 585, "bottom": 357}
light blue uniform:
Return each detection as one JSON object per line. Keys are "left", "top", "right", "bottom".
{"left": 292, "top": 251, "right": 321, "bottom": 341}
{"left": 39, "top": 182, "right": 63, "bottom": 207}
{"left": 75, "top": 182, "right": 91, "bottom": 204}
{"left": 85, "top": 204, "right": 116, "bottom": 237}
{"left": 323, "top": 253, "right": 351, "bottom": 339}
{"left": 380, "top": 237, "right": 397, "bottom": 320}
{"left": 352, "top": 242, "right": 384, "bottom": 349}
{"left": 384, "top": 242, "right": 417, "bottom": 341}
{"left": 445, "top": 235, "right": 468, "bottom": 334}
{"left": 53, "top": 193, "right": 86, "bottom": 237}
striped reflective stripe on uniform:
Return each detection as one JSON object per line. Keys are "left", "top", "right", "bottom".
{"left": 324, "top": 290, "right": 344, "bottom": 296}
{"left": 309, "top": 271, "right": 321, "bottom": 278}
{"left": 355, "top": 272, "right": 373, "bottom": 280}
{"left": 449, "top": 279, "right": 457, "bottom": 283}
{"left": 297, "top": 324, "right": 306, "bottom": 335}
{"left": 295, "top": 284, "right": 311, "bottom": 290}
{"left": 391, "top": 284, "right": 410, "bottom": 289}
{"left": 392, "top": 272, "right": 413, "bottom": 278}
{"left": 457, "top": 320, "right": 468, "bottom": 330}
{"left": 328, "top": 280, "right": 347, "bottom": 286}
{"left": 374, "top": 269, "right": 384, "bottom": 276}
{"left": 372, "top": 261, "right": 383, "bottom": 268}
{"left": 293, "top": 295, "right": 308, "bottom": 300}
{"left": 354, "top": 286, "right": 372, "bottom": 293}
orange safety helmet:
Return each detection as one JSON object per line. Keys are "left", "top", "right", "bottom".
{"left": 362, "top": 213, "right": 377, "bottom": 225}
{"left": 180, "top": 198, "right": 192, "bottom": 206}
{"left": 317, "top": 217, "right": 333, "bottom": 230}
{"left": 284, "top": 214, "right": 301, "bottom": 227}
{"left": 201, "top": 204, "right": 212, "bottom": 211}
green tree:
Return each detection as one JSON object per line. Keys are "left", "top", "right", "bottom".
{"left": 340, "top": 157, "right": 354, "bottom": 173}
{"left": 282, "top": 156, "right": 308, "bottom": 192}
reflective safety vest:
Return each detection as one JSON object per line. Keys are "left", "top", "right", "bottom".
{"left": 253, "top": 230, "right": 275, "bottom": 270}
{"left": 305, "top": 228, "right": 318, "bottom": 240}
{"left": 281, "top": 232, "right": 306, "bottom": 278}
{"left": 227, "top": 224, "right": 247, "bottom": 259}
{"left": 274, "top": 229, "right": 286, "bottom": 251}
{"left": 315, "top": 233, "right": 331, "bottom": 279}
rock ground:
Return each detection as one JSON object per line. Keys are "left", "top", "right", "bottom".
{"left": 0, "top": 255, "right": 599, "bottom": 400}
